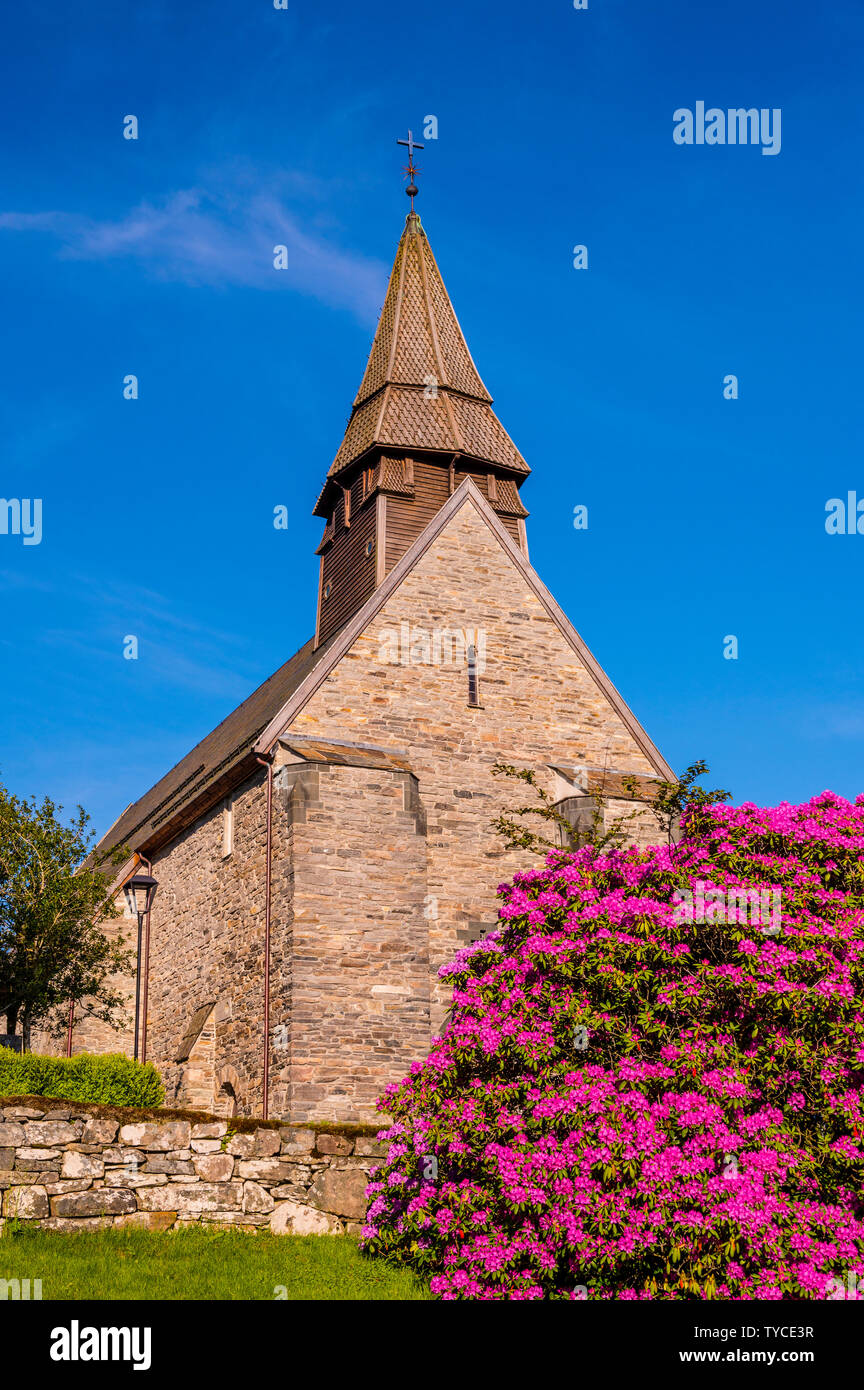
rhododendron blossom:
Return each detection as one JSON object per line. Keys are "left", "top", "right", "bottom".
{"left": 361, "top": 793, "right": 864, "bottom": 1300}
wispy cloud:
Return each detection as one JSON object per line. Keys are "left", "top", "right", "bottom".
{"left": 3, "top": 571, "right": 260, "bottom": 701}
{"left": 804, "top": 705, "right": 864, "bottom": 740}
{"left": 831, "top": 717, "right": 864, "bottom": 739}
{"left": 0, "top": 178, "right": 388, "bottom": 323}
{"left": 37, "top": 627, "right": 252, "bottom": 703}
{"left": 74, "top": 575, "right": 249, "bottom": 651}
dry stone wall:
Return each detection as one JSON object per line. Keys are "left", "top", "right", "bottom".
{"left": 0, "top": 1099, "right": 382, "bottom": 1235}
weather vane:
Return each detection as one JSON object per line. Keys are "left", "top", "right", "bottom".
{"left": 397, "top": 129, "right": 424, "bottom": 212}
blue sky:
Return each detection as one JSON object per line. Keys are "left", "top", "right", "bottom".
{"left": 1, "top": 0, "right": 863, "bottom": 840}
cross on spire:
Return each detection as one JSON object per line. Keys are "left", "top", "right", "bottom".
{"left": 397, "top": 129, "right": 424, "bottom": 211}
{"left": 397, "top": 129, "right": 424, "bottom": 162}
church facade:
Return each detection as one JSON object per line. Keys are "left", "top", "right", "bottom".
{"left": 40, "top": 210, "right": 673, "bottom": 1122}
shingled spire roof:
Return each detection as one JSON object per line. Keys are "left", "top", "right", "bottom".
{"left": 352, "top": 211, "right": 491, "bottom": 408}
{"left": 315, "top": 212, "right": 527, "bottom": 515}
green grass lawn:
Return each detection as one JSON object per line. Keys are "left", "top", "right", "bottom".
{"left": 0, "top": 1225, "right": 430, "bottom": 1301}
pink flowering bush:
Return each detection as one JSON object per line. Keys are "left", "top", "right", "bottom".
{"left": 360, "top": 793, "right": 864, "bottom": 1299}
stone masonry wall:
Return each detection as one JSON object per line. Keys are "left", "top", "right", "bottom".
{"left": 275, "top": 759, "right": 430, "bottom": 1124}
{"left": 124, "top": 769, "right": 280, "bottom": 1121}
{"left": 31, "top": 496, "right": 669, "bottom": 1127}
{"left": 289, "top": 499, "right": 662, "bottom": 1049}
{"left": 0, "top": 1098, "right": 382, "bottom": 1235}
{"left": 32, "top": 768, "right": 291, "bottom": 1121}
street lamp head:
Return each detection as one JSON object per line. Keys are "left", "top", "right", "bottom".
{"left": 126, "top": 874, "right": 157, "bottom": 917}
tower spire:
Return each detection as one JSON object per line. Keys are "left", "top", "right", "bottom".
{"left": 316, "top": 214, "right": 527, "bottom": 500}
{"left": 312, "top": 208, "right": 529, "bottom": 647}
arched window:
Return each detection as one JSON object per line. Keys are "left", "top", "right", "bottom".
{"left": 219, "top": 1080, "right": 238, "bottom": 1118}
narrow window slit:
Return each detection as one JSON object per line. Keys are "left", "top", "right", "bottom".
{"left": 467, "top": 643, "right": 480, "bottom": 707}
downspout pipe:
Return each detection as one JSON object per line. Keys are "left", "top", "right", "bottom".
{"left": 138, "top": 853, "right": 154, "bottom": 1065}
{"left": 255, "top": 753, "right": 274, "bottom": 1121}
{"left": 133, "top": 909, "right": 143, "bottom": 1062}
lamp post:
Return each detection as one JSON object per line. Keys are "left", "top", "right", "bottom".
{"left": 125, "top": 874, "right": 157, "bottom": 1062}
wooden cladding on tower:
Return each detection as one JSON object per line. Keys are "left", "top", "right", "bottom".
{"left": 385, "top": 460, "right": 526, "bottom": 573}
{"left": 317, "top": 500, "right": 377, "bottom": 646}
{"left": 315, "top": 453, "right": 528, "bottom": 646}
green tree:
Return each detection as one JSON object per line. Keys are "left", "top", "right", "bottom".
{"left": 0, "top": 784, "right": 133, "bottom": 1050}
{"left": 492, "top": 759, "right": 732, "bottom": 855}
{"left": 491, "top": 762, "right": 640, "bottom": 854}
{"left": 621, "top": 758, "right": 732, "bottom": 845}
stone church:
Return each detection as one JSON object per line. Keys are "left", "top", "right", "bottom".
{"left": 37, "top": 207, "right": 673, "bottom": 1122}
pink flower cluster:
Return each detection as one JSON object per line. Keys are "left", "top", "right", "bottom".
{"left": 360, "top": 793, "right": 864, "bottom": 1299}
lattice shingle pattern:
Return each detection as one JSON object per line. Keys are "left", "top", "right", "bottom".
{"left": 327, "top": 214, "right": 528, "bottom": 482}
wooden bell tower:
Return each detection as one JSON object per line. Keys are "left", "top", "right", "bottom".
{"left": 313, "top": 210, "right": 530, "bottom": 648}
